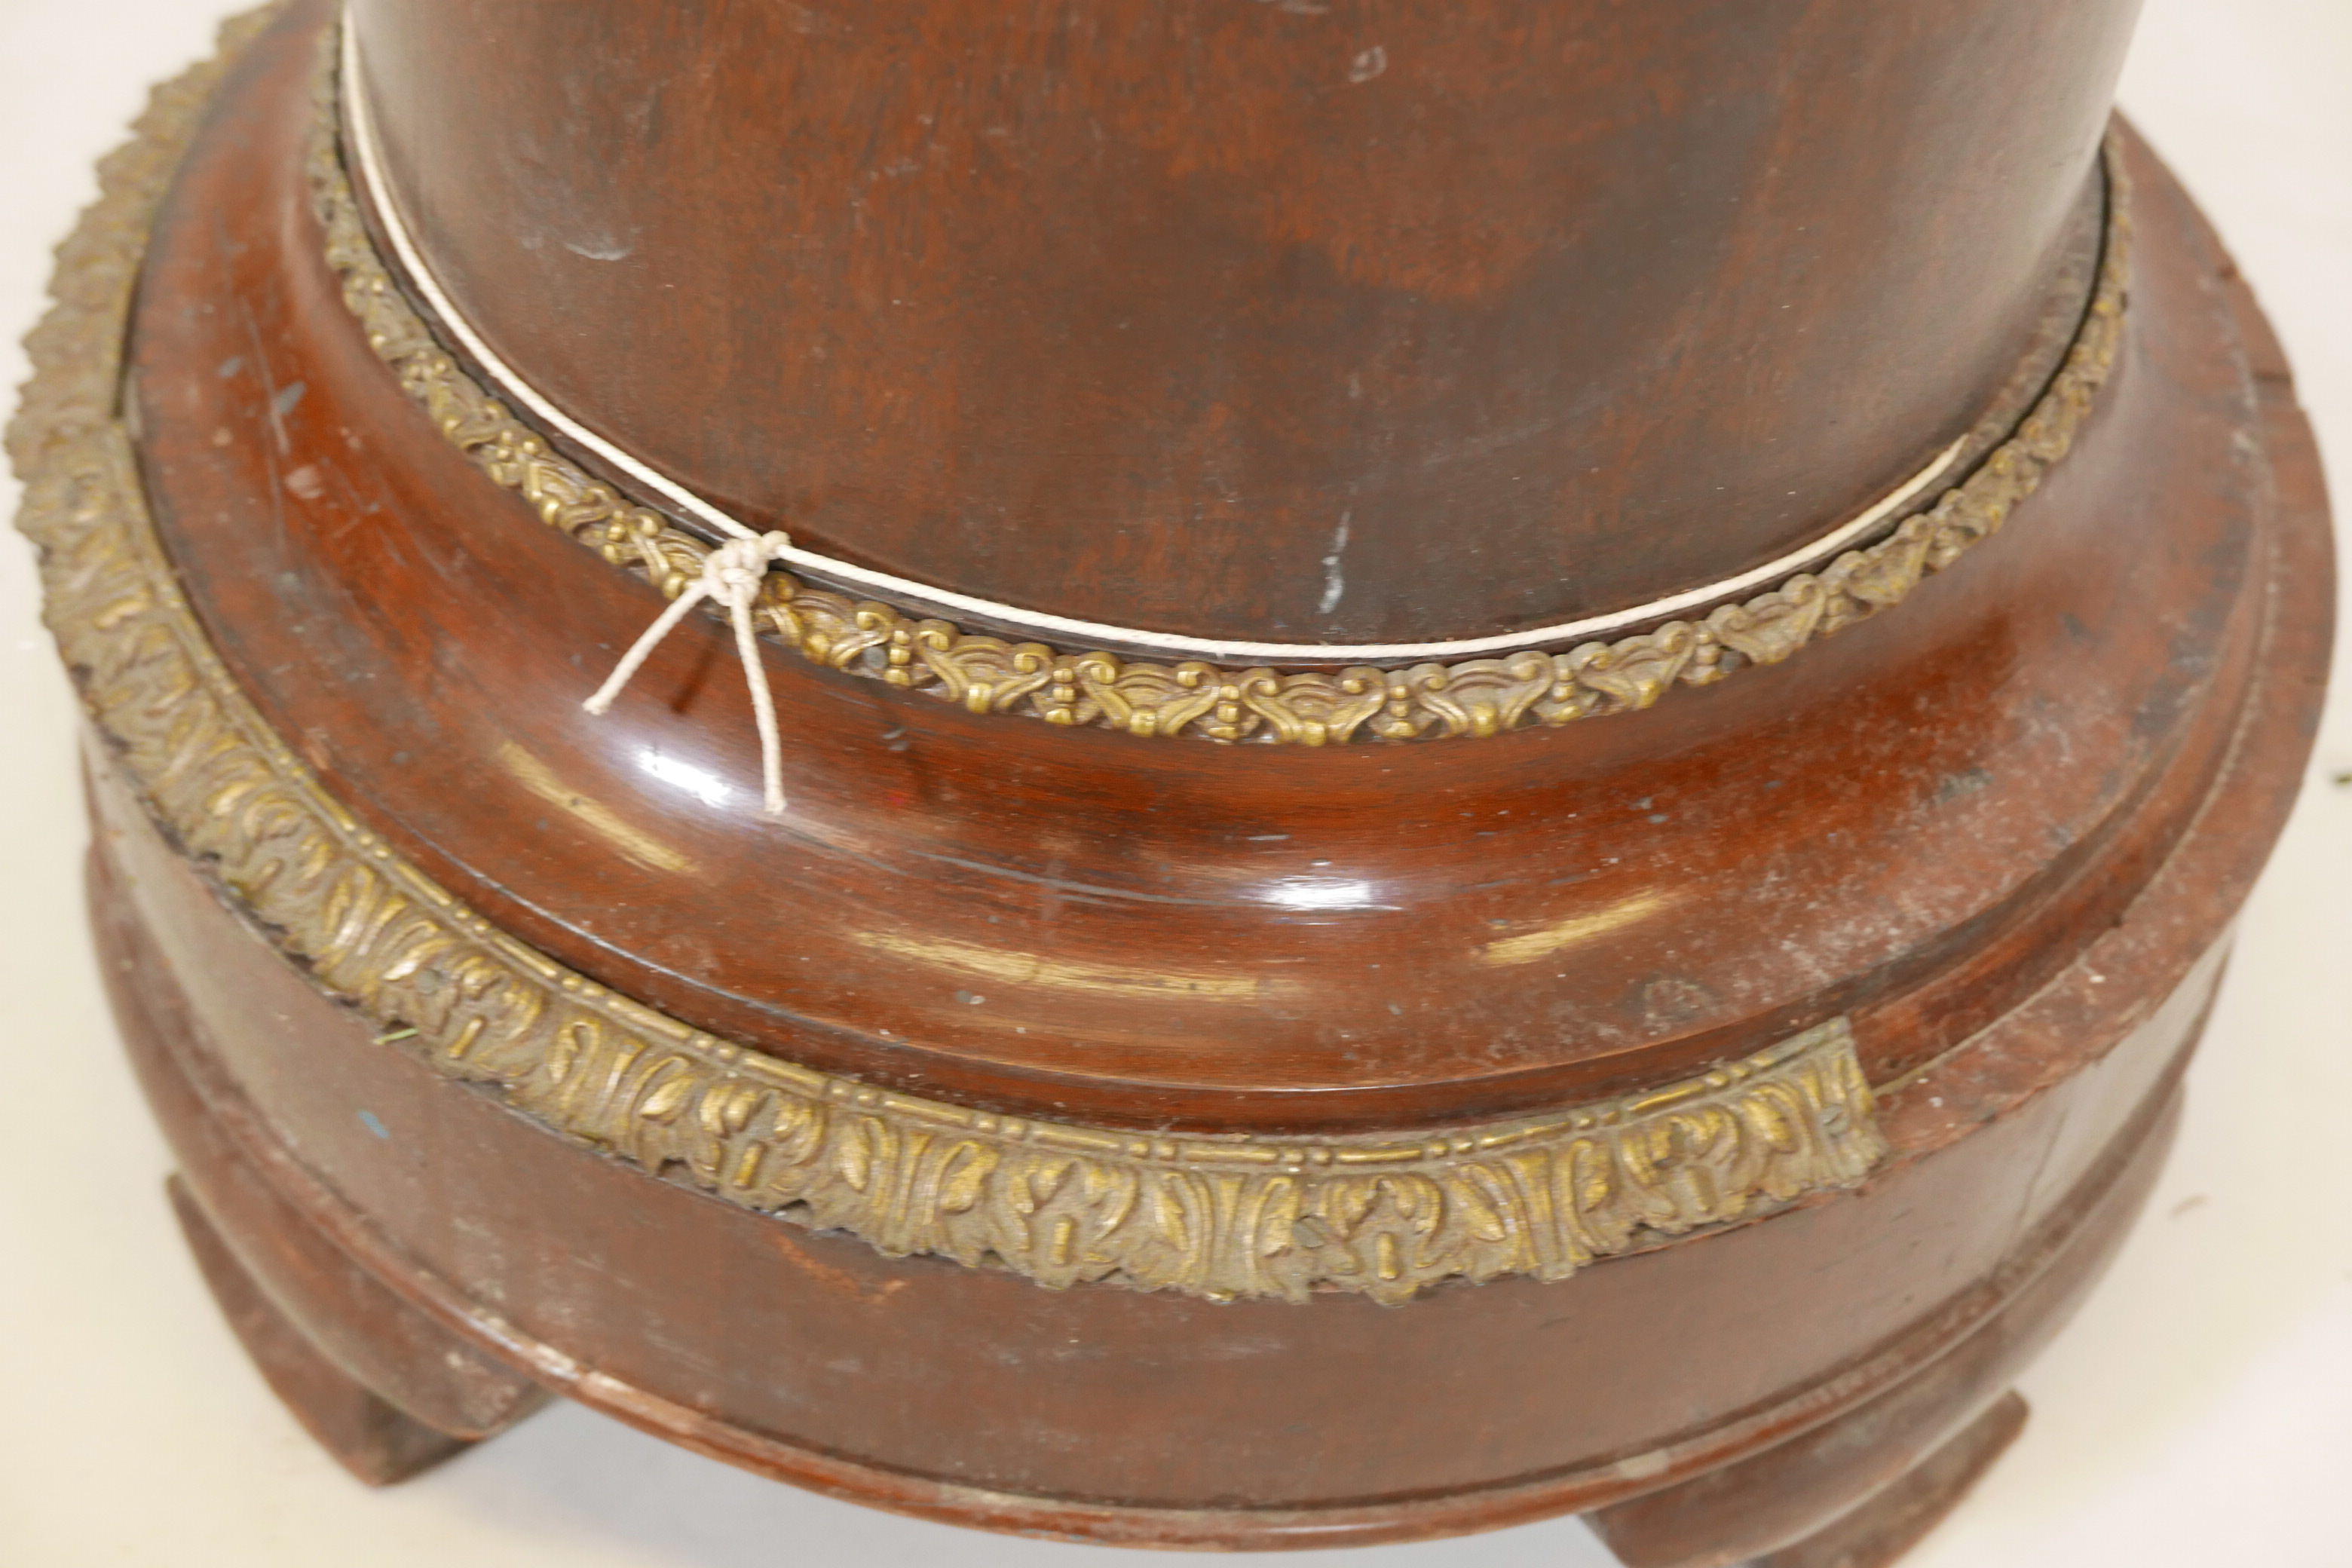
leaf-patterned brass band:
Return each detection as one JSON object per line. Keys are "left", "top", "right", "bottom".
{"left": 315, "top": 73, "right": 2128, "bottom": 748}
{"left": 16, "top": 11, "right": 1888, "bottom": 1303}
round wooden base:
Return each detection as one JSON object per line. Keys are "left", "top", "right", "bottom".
{"left": 81, "top": 245, "right": 2329, "bottom": 1540}
{"left": 82, "top": 803, "right": 2195, "bottom": 1554}
{"left": 32, "top": 2, "right": 2332, "bottom": 1561}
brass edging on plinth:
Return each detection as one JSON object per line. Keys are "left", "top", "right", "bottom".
{"left": 317, "top": 49, "right": 2130, "bottom": 749}
{"left": 15, "top": 6, "right": 1886, "bottom": 1304}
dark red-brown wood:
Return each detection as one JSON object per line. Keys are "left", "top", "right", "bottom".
{"left": 48, "top": 0, "right": 2334, "bottom": 1555}
{"left": 133, "top": 5, "right": 2283, "bottom": 1137}
{"left": 347, "top": 0, "right": 2133, "bottom": 645}
{"left": 82, "top": 743, "right": 2210, "bottom": 1546}
{"left": 166, "top": 1179, "right": 488, "bottom": 1487}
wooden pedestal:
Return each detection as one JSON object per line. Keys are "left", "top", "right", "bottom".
{"left": 16, "top": 2, "right": 2333, "bottom": 1560}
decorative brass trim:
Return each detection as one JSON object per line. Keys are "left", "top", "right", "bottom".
{"left": 16, "top": 7, "right": 1885, "bottom": 1304}
{"left": 315, "top": 74, "right": 2128, "bottom": 746}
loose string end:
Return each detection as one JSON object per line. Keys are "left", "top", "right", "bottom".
{"left": 581, "top": 533, "right": 795, "bottom": 819}
{"left": 583, "top": 580, "right": 710, "bottom": 715}
{"left": 730, "top": 588, "right": 791, "bottom": 819}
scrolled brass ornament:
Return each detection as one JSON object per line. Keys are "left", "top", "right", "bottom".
{"left": 311, "top": 70, "right": 2132, "bottom": 750}
{"left": 15, "top": 7, "right": 1885, "bottom": 1304}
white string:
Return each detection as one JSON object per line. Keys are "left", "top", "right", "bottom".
{"left": 340, "top": 16, "right": 1967, "bottom": 666}
{"left": 342, "top": 10, "right": 1977, "bottom": 819}
{"left": 583, "top": 531, "right": 795, "bottom": 816}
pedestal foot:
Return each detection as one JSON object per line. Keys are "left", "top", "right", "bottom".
{"left": 168, "top": 1175, "right": 479, "bottom": 1486}
{"left": 1591, "top": 1058, "right": 2179, "bottom": 1568}
{"left": 99, "top": 832, "right": 548, "bottom": 1485}
{"left": 1742, "top": 1391, "right": 2026, "bottom": 1568}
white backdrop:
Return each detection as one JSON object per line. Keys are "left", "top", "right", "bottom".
{"left": 2, "top": 4, "right": 2347, "bottom": 1564}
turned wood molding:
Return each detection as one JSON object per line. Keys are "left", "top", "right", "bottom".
{"left": 16, "top": 8, "right": 1888, "bottom": 1304}
{"left": 320, "top": 34, "right": 2133, "bottom": 748}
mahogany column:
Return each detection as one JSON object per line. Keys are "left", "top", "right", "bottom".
{"left": 10, "top": 0, "right": 2330, "bottom": 1559}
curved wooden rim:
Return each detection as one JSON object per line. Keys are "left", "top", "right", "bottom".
{"left": 18, "top": 7, "right": 2332, "bottom": 1548}
{"left": 323, "top": 30, "right": 2132, "bottom": 746}
{"left": 13, "top": 4, "right": 1886, "bottom": 1306}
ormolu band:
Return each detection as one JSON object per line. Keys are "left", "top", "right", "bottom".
{"left": 16, "top": 8, "right": 1886, "bottom": 1304}
{"left": 324, "top": 32, "right": 2131, "bottom": 748}
{"left": 340, "top": 12, "right": 1968, "bottom": 670}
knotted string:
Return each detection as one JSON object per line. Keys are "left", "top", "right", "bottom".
{"left": 583, "top": 529, "right": 795, "bottom": 816}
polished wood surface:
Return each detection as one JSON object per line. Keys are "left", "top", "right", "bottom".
{"left": 83, "top": 746, "right": 2209, "bottom": 1545}
{"left": 42, "top": 0, "right": 2333, "bottom": 1554}
{"left": 135, "top": 4, "right": 2277, "bottom": 1133}
{"left": 83, "top": 182, "right": 2332, "bottom": 1535}
{"left": 347, "top": 0, "right": 2134, "bottom": 645}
